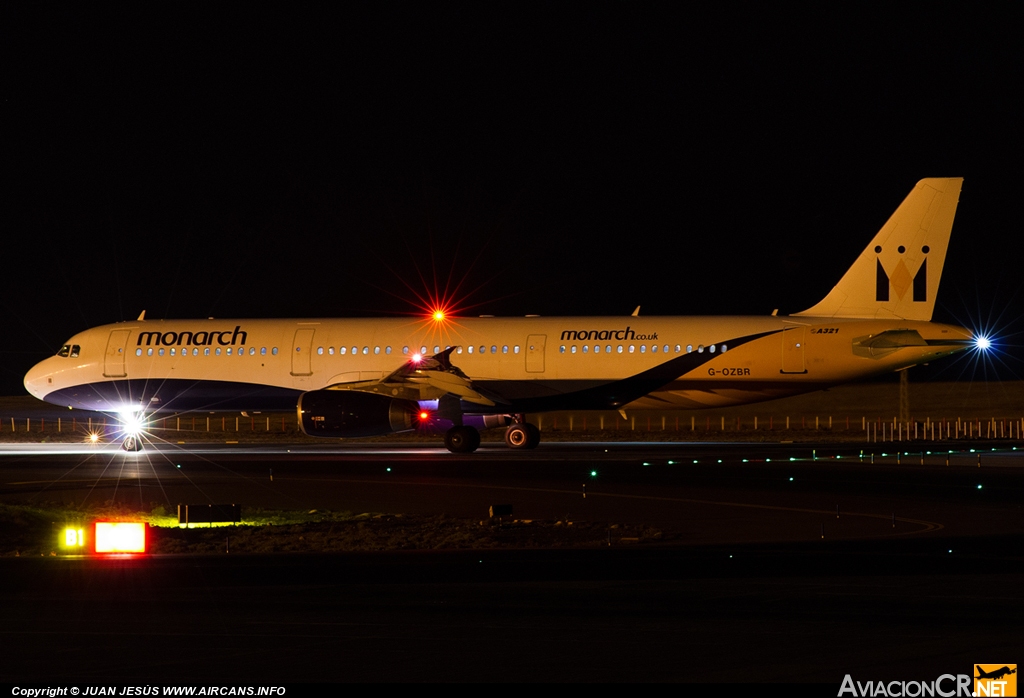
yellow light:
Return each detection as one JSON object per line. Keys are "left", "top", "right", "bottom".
{"left": 432, "top": 309, "right": 445, "bottom": 322}
{"left": 89, "top": 432, "right": 99, "bottom": 443}
{"left": 94, "top": 522, "right": 147, "bottom": 553}
{"left": 63, "top": 528, "right": 84, "bottom": 547}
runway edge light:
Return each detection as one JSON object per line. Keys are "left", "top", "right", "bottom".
{"left": 94, "top": 522, "right": 148, "bottom": 554}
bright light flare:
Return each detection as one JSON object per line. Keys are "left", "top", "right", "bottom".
{"left": 88, "top": 432, "right": 100, "bottom": 443}
{"left": 974, "top": 335, "right": 992, "bottom": 351}
{"left": 411, "top": 353, "right": 423, "bottom": 363}
{"left": 418, "top": 410, "right": 430, "bottom": 421}
{"left": 116, "top": 410, "right": 147, "bottom": 437}
{"left": 94, "top": 522, "right": 147, "bottom": 553}
{"left": 432, "top": 308, "right": 446, "bottom": 322}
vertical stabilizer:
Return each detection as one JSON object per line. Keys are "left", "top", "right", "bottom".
{"left": 794, "top": 177, "right": 962, "bottom": 321}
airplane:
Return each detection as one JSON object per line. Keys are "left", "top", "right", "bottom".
{"left": 24, "top": 177, "right": 983, "bottom": 453}
{"left": 976, "top": 666, "right": 1017, "bottom": 681}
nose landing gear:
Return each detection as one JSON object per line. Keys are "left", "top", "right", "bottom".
{"left": 121, "top": 435, "right": 142, "bottom": 452}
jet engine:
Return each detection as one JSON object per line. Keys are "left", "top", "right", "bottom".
{"left": 298, "top": 390, "right": 416, "bottom": 437}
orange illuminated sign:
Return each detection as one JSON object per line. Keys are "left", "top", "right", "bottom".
{"left": 976, "top": 665, "right": 1017, "bottom": 697}
{"left": 94, "top": 522, "right": 147, "bottom": 553}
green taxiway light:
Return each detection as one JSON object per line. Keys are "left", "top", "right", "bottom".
{"left": 590, "top": 470, "right": 597, "bottom": 477}
{"left": 977, "top": 484, "right": 983, "bottom": 489}
{"left": 643, "top": 462, "right": 651, "bottom": 466}
{"left": 386, "top": 467, "right": 391, "bottom": 472}
{"left": 789, "top": 477, "right": 794, "bottom": 481}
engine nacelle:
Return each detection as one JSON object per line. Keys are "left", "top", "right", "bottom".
{"left": 298, "top": 390, "right": 416, "bottom": 437}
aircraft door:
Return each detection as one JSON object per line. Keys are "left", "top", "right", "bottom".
{"left": 291, "top": 329, "right": 315, "bottom": 376}
{"left": 780, "top": 324, "right": 808, "bottom": 374}
{"left": 526, "top": 334, "right": 546, "bottom": 373}
{"left": 103, "top": 330, "right": 131, "bottom": 378}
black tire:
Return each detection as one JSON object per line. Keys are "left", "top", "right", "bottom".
{"left": 525, "top": 423, "right": 540, "bottom": 449}
{"left": 445, "top": 425, "right": 480, "bottom": 453}
{"left": 504, "top": 424, "right": 530, "bottom": 449}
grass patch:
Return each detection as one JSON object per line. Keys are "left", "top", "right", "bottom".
{"left": 0, "top": 501, "right": 670, "bottom": 556}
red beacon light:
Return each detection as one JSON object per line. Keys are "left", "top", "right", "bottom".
{"left": 418, "top": 410, "right": 431, "bottom": 421}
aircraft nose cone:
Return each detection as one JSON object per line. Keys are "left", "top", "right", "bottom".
{"left": 24, "top": 359, "right": 53, "bottom": 400}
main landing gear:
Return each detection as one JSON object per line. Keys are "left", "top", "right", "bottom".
{"left": 121, "top": 435, "right": 142, "bottom": 452}
{"left": 442, "top": 415, "right": 540, "bottom": 453}
{"left": 444, "top": 425, "right": 481, "bottom": 454}
{"left": 503, "top": 420, "right": 540, "bottom": 450}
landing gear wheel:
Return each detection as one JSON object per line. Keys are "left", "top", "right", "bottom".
{"left": 122, "top": 435, "right": 142, "bottom": 452}
{"left": 525, "top": 423, "right": 540, "bottom": 449}
{"left": 444, "top": 425, "right": 481, "bottom": 453}
{"left": 504, "top": 424, "right": 530, "bottom": 449}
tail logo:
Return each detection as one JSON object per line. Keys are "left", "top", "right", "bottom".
{"left": 875, "top": 245, "right": 929, "bottom": 303}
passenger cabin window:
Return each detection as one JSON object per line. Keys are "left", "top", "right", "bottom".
{"left": 514, "top": 346, "right": 520, "bottom": 354}
{"left": 136, "top": 349, "right": 142, "bottom": 356}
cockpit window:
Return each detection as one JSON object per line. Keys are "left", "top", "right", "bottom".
{"left": 58, "top": 345, "right": 70, "bottom": 357}
{"left": 70, "top": 345, "right": 80, "bottom": 358}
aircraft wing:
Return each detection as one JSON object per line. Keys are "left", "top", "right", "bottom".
{"left": 322, "top": 347, "right": 501, "bottom": 406}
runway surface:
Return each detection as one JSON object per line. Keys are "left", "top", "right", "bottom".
{"left": 1, "top": 440, "right": 1022, "bottom": 683}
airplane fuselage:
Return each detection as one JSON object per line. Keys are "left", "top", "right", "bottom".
{"left": 24, "top": 314, "right": 971, "bottom": 415}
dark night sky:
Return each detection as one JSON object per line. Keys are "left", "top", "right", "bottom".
{"left": 3, "top": 4, "right": 1021, "bottom": 395}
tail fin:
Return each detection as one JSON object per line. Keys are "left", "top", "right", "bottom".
{"left": 794, "top": 177, "right": 963, "bottom": 321}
